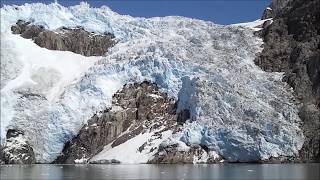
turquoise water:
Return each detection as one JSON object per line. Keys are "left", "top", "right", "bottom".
{"left": 1, "top": 163, "right": 319, "bottom": 180}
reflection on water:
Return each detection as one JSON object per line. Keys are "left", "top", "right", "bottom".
{"left": 1, "top": 163, "right": 319, "bottom": 180}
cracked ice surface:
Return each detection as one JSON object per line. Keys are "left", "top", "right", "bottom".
{"left": 1, "top": 2, "right": 303, "bottom": 162}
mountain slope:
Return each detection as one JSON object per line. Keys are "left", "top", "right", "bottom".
{"left": 1, "top": 2, "right": 304, "bottom": 163}
{"left": 258, "top": 0, "right": 320, "bottom": 161}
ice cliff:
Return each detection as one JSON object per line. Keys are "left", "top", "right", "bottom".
{"left": 0, "top": 2, "right": 304, "bottom": 163}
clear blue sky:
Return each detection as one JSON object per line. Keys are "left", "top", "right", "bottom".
{"left": 1, "top": 0, "right": 271, "bottom": 24}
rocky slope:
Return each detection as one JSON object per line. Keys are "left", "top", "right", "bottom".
{"left": 11, "top": 20, "right": 116, "bottom": 56}
{"left": 0, "top": 2, "right": 312, "bottom": 164}
{"left": 257, "top": 0, "right": 320, "bottom": 162}
{"left": 1, "top": 129, "right": 36, "bottom": 164}
{"left": 54, "top": 82, "right": 178, "bottom": 164}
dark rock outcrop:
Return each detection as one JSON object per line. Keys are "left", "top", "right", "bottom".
{"left": 0, "top": 145, "right": 4, "bottom": 165}
{"left": 177, "top": 109, "right": 190, "bottom": 125}
{"left": 54, "top": 81, "right": 177, "bottom": 164}
{"left": 11, "top": 20, "right": 116, "bottom": 56}
{"left": 261, "top": 0, "right": 293, "bottom": 19}
{"left": 89, "top": 159, "right": 120, "bottom": 164}
{"left": 257, "top": 0, "right": 320, "bottom": 162}
{"left": 262, "top": 7, "right": 273, "bottom": 20}
{"left": 149, "top": 144, "right": 221, "bottom": 164}
{"left": 0, "top": 129, "right": 36, "bottom": 164}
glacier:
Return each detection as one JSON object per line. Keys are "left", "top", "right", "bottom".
{"left": 0, "top": 2, "right": 304, "bottom": 163}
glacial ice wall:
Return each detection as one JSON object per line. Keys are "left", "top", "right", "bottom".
{"left": 0, "top": 2, "right": 304, "bottom": 162}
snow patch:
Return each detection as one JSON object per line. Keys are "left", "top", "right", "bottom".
{"left": 91, "top": 129, "right": 172, "bottom": 164}
{"left": 231, "top": 19, "right": 272, "bottom": 31}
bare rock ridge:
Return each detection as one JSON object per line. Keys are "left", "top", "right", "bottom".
{"left": 11, "top": 20, "right": 116, "bottom": 56}
{"left": 262, "top": 0, "right": 293, "bottom": 19}
{"left": 257, "top": 0, "right": 320, "bottom": 161}
{"left": 54, "top": 81, "right": 178, "bottom": 164}
{"left": 0, "top": 129, "right": 36, "bottom": 164}
{"left": 54, "top": 81, "right": 222, "bottom": 164}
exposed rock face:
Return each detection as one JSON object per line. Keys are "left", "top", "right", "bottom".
{"left": 0, "top": 145, "right": 4, "bottom": 164}
{"left": 149, "top": 143, "right": 221, "bottom": 164}
{"left": 11, "top": 20, "right": 116, "bottom": 56}
{"left": 89, "top": 159, "right": 120, "bottom": 164}
{"left": 257, "top": 0, "right": 320, "bottom": 162}
{"left": 54, "top": 81, "right": 177, "bottom": 164}
{"left": 261, "top": 8, "right": 273, "bottom": 20}
{"left": 0, "top": 129, "right": 36, "bottom": 164}
{"left": 262, "top": 0, "right": 295, "bottom": 19}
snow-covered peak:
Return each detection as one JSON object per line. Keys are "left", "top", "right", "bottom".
{"left": 1, "top": 2, "right": 130, "bottom": 38}
{"left": 1, "top": 2, "right": 223, "bottom": 42}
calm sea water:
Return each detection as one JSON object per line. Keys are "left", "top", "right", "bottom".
{"left": 1, "top": 164, "right": 319, "bottom": 180}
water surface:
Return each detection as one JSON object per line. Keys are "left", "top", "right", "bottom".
{"left": 1, "top": 163, "right": 319, "bottom": 180}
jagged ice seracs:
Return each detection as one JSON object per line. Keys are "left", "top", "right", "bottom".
{"left": 0, "top": 2, "right": 304, "bottom": 163}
